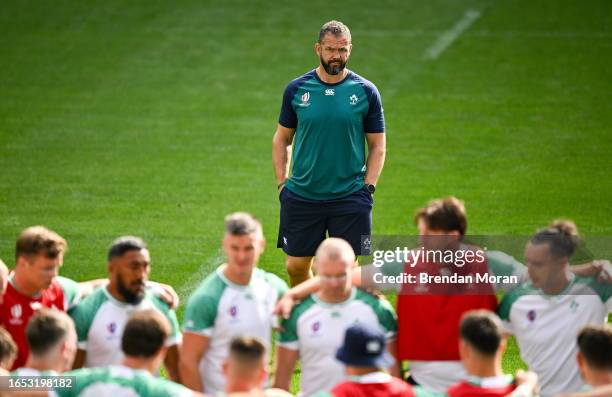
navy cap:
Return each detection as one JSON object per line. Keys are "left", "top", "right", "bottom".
{"left": 335, "top": 323, "right": 395, "bottom": 368}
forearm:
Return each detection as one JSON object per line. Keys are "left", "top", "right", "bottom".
{"left": 364, "top": 141, "right": 386, "bottom": 185}
{"left": 286, "top": 276, "right": 320, "bottom": 300}
{"left": 179, "top": 358, "right": 203, "bottom": 391}
{"left": 272, "top": 135, "right": 292, "bottom": 185}
{"left": 272, "top": 359, "right": 294, "bottom": 390}
{"left": 164, "top": 346, "right": 180, "bottom": 382}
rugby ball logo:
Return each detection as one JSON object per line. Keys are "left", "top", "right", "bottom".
{"left": 10, "top": 304, "right": 22, "bottom": 319}
{"left": 299, "top": 92, "right": 311, "bottom": 107}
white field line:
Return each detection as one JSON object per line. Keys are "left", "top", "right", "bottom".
{"left": 423, "top": 9, "right": 482, "bottom": 60}
{"left": 177, "top": 248, "right": 224, "bottom": 306}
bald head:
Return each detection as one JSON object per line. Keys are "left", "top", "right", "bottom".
{"left": 314, "top": 238, "right": 355, "bottom": 267}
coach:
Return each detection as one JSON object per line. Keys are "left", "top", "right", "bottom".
{"left": 272, "top": 20, "right": 386, "bottom": 286}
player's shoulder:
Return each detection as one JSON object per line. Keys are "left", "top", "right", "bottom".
{"left": 253, "top": 267, "right": 289, "bottom": 288}
{"left": 573, "top": 275, "right": 612, "bottom": 302}
{"left": 187, "top": 269, "right": 228, "bottom": 305}
{"left": 347, "top": 71, "right": 381, "bottom": 94}
{"left": 147, "top": 376, "right": 193, "bottom": 397}
{"left": 288, "top": 294, "right": 317, "bottom": 320}
{"left": 284, "top": 69, "right": 317, "bottom": 91}
{"left": 354, "top": 288, "right": 394, "bottom": 310}
{"left": 497, "top": 283, "right": 538, "bottom": 319}
{"left": 72, "top": 286, "right": 108, "bottom": 312}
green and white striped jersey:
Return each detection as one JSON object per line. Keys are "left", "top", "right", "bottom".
{"left": 69, "top": 287, "right": 181, "bottom": 368}
{"left": 277, "top": 288, "right": 397, "bottom": 397}
{"left": 498, "top": 275, "right": 612, "bottom": 397}
{"left": 182, "top": 266, "right": 288, "bottom": 395}
{"left": 51, "top": 365, "right": 193, "bottom": 397}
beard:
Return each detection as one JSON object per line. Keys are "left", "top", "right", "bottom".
{"left": 320, "top": 56, "right": 347, "bottom": 75}
{"left": 117, "top": 276, "right": 145, "bottom": 304}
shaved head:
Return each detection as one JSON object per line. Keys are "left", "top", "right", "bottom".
{"left": 314, "top": 238, "right": 355, "bottom": 268}
{"left": 314, "top": 238, "right": 355, "bottom": 302}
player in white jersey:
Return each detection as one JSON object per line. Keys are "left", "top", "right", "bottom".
{"left": 273, "top": 238, "right": 398, "bottom": 397}
{"left": 180, "top": 212, "right": 289, "bottom": 394}
{"left": 55, "top": 310, "right": 202, "bottom": 397}
{"left": 70, "top": 236, "right": 181, "bottom": 380}
{"left": 498, "top": 220, "right": 612, "bottom": 397}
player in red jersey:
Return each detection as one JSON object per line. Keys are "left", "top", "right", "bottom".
{"left": 0, "top": 226, "right": 180, "bottom": 371}
{"left": 0, "top": 226, "right": 81, "bottom": 369}
{"left": 315, "top": 322, "right": 415, "bottom": 397}
{"left": 446, "top": 310, "right": 519, "bottom": 397}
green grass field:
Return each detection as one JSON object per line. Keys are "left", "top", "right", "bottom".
{"left": 1, "top": 0, "right": 611, "bottom": 388}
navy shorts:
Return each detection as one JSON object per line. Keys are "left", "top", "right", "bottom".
{"left": 277, "top": 186, "right": 373, "bottom": 257}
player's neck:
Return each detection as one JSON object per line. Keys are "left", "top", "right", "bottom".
{"left": 316, "top": 288, "right": 352, "bottom": 304}
{"left": 225, "top": 381, "right": 261, "bottom": 394}
{"left": 106, "top": 283, "right": 128, "bottom": 303}
{"left": 316, "top": 65, "right": 348, "bottom": 84}
{"left": 222, "top": 265, "right": 253, "bottom": 286}
{"left": 541, "top": 270, "right": 572, "bottom": 295}
{"left": 26, "top": 356, "right": 62, "bottom": 373}
{"left": 346, "top": 366, "right": 380, "bottom": 376}
{"left": 122, "top": 356, "right": 157, "bottom": 374}
{"left": 12, "top": 271, "right": 41, "bottom": 296}
{"left": 586, "top": 371, "right": 612, "bottom": 387}
{"left": 466, "top": 358, "right": 503, "bottom": 378}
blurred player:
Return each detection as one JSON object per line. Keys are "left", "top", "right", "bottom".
{"left": 273, "top": 238, "right": 398, "bottom": 396}
{"left": 180, "top": 213, "right": 288, "bottom": 394}
{"left": 0, "top": 226, "right": 81, "bottom": 369}
{"left": 276, "top": 198, "right": 608, "bottom": 392}
{"left": 552, "top": 324, "right": 612, "bottom": 397}
{"left": 222, "top": 336, "right": 292, "bottom": 397}
{"left": 70, "top": 236, "right": 181, "bottom": 380}
{"left": 57, "top": 310, "right": 201, "bottom": 397}
{"left": 577, "top": 324, "right": 612, "bottom": 389}
{"left": 0, "top": 327, "right": 17, "bottom": 371}
{"left": 314, "top": 317, "right": 539, "bottom": 397}
{"left": 449, "top": 310, "right": 519, "bottom": 396}
{"left": 0, "top": 259, "right": 8, "bottom": 305}
{"left": 313, "top": 322, "right": 413, "bottom": 397}
{"left": 12, "top": 308, "right": 77, "bottom": 375}
{"left": 498, "top": 220, "right": 612, "bottom": 397}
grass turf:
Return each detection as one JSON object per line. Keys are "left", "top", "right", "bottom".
{"left": 1, "top": 0, "right": 611, "bottom": 389}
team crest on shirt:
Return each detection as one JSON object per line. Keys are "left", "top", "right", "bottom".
{"left": 526, "top": 310, "right": 536, "bottom": 322}
{"left": 9, "top": 304, "right": 23, "bottom": 325}
{"left": 107, "top": 322, "right": 117, "bottom": 334}
{"left": 569, "top": 299, "right": 579, "bottom": 312}
{"left": 299, "top": 92, "right": 311, "bottom": 107}
{"left": 349, "top": 94, "right": 358, "bottom": 105}
{"left": 325, "top": 89, "right": 335, "bottom": 96}
{"left": 309, "top": 321, "right": 322, "bottom": 337}
{"left": 10, "top": 304, "right": 22, "bottom": 318}
{"left": 228, "top": 305, "right": 239, "bottom": 323}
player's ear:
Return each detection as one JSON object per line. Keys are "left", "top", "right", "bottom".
{"left": 458, "top": 339, "right": 469, "bottom": 360}
{"left": 222, "top": 360, "right": 229, "bottom": 377}
{"left": 314, "top": 42, "right": 321, "bottom": 57}
{"left": 259, "top": 365, "right": 268, "bottom": 383}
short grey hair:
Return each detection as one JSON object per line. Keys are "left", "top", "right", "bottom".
{"left": 224, "top": 212, "right": 263, "bottom": 237}
{"left": 318, "top": 20, "right": 351, "bottom": 43}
